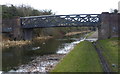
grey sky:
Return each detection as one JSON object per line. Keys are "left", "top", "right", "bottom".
{"left": 0, "top": 0, "right": 119, "bottom": 14}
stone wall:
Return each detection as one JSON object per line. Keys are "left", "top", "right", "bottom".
{"left": 2, "top": 17, "right": 22, "bottom": 40}
{"left": 98, "top": 12, "right": 119, "bottom": 40}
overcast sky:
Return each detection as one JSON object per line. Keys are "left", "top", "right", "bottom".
{"left": 0, "top": 0, "right": 119, "bottom": 14}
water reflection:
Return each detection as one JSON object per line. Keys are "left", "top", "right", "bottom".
{"left": 2, "top": 34, "right": 83, "bottom": 71}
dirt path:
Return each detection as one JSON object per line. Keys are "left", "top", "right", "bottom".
{"left": 87, "top": 31, "right": 98, "bottom": 39}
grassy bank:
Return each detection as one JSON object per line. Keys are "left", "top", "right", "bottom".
{"left": 96, "top": 37, "right": 119, "bottom": 72}
{"left": 51, "top": 41, "right": 103, "bottom": 72}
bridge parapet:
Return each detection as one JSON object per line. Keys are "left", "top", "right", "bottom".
{"left": 20, "top": 14, "right": 101, "bottom": 28}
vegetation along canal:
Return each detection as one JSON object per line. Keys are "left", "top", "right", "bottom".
{"left": 2, "top": 33, "right": 87, "bottom": 72}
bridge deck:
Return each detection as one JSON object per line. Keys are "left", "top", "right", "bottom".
{"left": 20, "top": 14, "right": 101, "bottom": 28}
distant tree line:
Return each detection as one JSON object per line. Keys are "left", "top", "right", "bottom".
{"left": 2, "top": 4, "right": 54, "bottom": 19}
{"left": 110, "top": 9, "right": 118, "bottom": 14}
{"left": 2, "top": 4, "right": 95, "bottom": 40}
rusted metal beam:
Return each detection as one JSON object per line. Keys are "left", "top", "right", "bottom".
{"left": 20, "top": 14, "right": 101, "bottom": 28}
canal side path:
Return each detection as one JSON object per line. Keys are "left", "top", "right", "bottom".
{"left": 51, "top": 31, "right": 103, "bottom": 72}
{"left": 87, "top": 31, "right": 111, "bottom": 72}
{"left": 51, "top": 31, "right": 119, "bottom": 72}
{"left": 51, "top": 41, "right": 103, "bottom": 72}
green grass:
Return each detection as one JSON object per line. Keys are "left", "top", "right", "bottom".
{"left": 51, "top": 41, "right": 103, "bottom": 72}
{"left": 96, "top": 37, "right": 119, "bottom": 72}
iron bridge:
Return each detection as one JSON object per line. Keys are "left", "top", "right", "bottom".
{"left": 20, "top": 14, "right": 101, "bottom": 28}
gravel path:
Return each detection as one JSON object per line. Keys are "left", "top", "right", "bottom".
{"left": 87, "top": 31, "right": 98, "bottom": 39}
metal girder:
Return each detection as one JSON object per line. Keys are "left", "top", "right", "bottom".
{"left": 20, "top": 14, "right": 101, "bottom": 28}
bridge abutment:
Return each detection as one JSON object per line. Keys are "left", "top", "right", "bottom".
{"left": 98, "top": 12, "right": 110, "bottom": 39}
{"left": 98, "top": 12, "right": 119, "bottom": 40}
{"left": 109, "top": 13, "right": 119, "bottom": 38}
{"left": 22, "top": 29, "right": 33, "bottom": 40}
{"left": 12, "top": 17, "right": 22, "bottom": 40}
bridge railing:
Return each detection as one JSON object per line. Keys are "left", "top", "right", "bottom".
{"left": 20, "top": 14, "right": 101, "bottom": 28}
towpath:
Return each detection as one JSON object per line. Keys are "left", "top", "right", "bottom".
{"left": 86, "top": 31, "right": 111, "bottom": 72}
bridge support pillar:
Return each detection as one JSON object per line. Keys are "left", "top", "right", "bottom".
{"left": 98, "top": 12, "right": 119, "bottom": 40}
{"left": 23, "top": 29, "right": 33, "bottom": 40}
{"left": 98, "top": 12, "right": 110, "bottom": 40}
{"left": 12, "top": 17, "right": 22, "bottom": 40}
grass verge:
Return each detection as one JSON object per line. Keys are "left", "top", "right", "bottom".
{"left": 51, "top": 41, "right": 103, "bottom": 72}
{"left": 96, "top": 37, "right": 119, "bottom": 72}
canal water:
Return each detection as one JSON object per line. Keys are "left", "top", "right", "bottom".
{"left": 2, "top": 33, "right": 86, "bottom": 72}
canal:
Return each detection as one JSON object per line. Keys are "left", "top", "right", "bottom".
{"left": 2, "top": 33, "right": 87, "bottom": 72}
